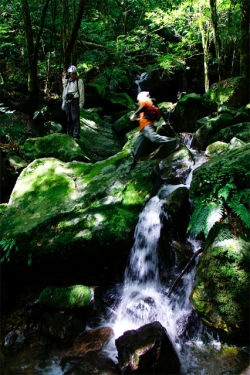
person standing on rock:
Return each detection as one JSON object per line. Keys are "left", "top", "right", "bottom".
{"left": 129, "top": 91, "right": 180, "bottom": 169}
{"left": 62, "top": 65, "right": 85, "bottom": 139}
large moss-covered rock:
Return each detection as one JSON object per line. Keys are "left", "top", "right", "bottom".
{"left": 191, "top": 113, "right": 234, "bottom": 150}
{"left": 19, "top": 133, "right": 90, "bottom": 162}
{"left": 39, "top": 285, "right": 96, "bottom": 310}
{"left": 207, "top": 122, "right": 250, "bottom": 145}
{"left": 173, "top": 93, "right": 208, "bottom": 132}
{"left": 78, "top": 109, "right": 124, "bottom": 162}
{"left": 102, "top": 91, "right": 135, "bottom": 110}
{"left": 190, "top": 227, "right": 250, "bottom": 341}
{"left": 203, "top": 76, "right": 249, "bottom": 112}
{"left": 0, "top": 148, "right": 158, "bottom": 265}
{"left": 189, "top": 144, "right": 250, "bottom": 341}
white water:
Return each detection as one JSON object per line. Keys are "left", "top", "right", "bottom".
{"left": 102, "top": 152, "right": 209, "bottom": 372}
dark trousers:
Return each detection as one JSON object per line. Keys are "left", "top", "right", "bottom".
{"left": 133, "top": 124, "right": 179, "bottom": 161}
{"left": 65, "top": 98, "right": 80, "bottom": 138}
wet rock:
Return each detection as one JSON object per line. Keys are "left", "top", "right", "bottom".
{"left": 65, "top": 351, "right": 121, "bottom": 375}
{"left": 41, "top": 312, "right": 84, "bottom": 342}
{"left": 60, "top": 326, "right": 114, "bottom": 368}
{"left": 4, "top": 331, "right": 18, "bottom": 347}
{"left": 115, "top": 321, "right": 180, "bottom": 374}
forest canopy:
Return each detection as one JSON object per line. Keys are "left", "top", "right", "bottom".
{"left": 0, "top": 0, "right": 249, "bottom": 99}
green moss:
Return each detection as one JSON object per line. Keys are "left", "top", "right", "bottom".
{"left": 39, "top": 285, "right": 93, "bottom": 309}
{"left": 0, "top": 204, "right": 8, "bottom": 216}
{"left": 191, "top": 231, "right": 250, "bottom": 335}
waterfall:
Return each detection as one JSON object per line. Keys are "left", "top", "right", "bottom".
{"left": 102, "top": 151, "right": 212, "bottom": 372}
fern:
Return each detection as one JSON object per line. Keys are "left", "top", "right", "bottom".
{"left": 204, "top": 202, "right": 224, "bottom": 237}
{"left": 228, "top": 202, "right": 250, "bottom": 228}
{"left": 188, "top": 201, "right": 208, "bottom": 237}
{"left": 0, "top": 238, "right": 18, "bottom": 262}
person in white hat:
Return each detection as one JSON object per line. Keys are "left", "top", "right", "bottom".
{"left": 62, "top": 65, "right": 85, "bottom": 139}
{"left": 129, "top": 91, "right": 179, "bottom": 169}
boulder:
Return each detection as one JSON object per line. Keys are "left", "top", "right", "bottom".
{"left": 41, "top": 312, "right": 84, "bottom": 342}
{"left": 173, "top": 93, "right": 208, "bottom": 133}
{"left": 65, "top": 351, "right": 121, "bottom": 374}
{"left": 190, "top": 226, "right": 250, "bottom": 343}
{"left": 191, "top": 113, "right": 234, "bottom": 150}
{"left": 205, "top": 141, "right": 228, "bottom": 157}
{"left": 202, "top": 76, "right": 249, "bottom": 112}
{"left": 78, "top": 109, "right": 124, "bottom": 161}
{"left": 39, "top": 285, "right": 98, "bottom": 310}
{"left": 20, "top": 133, "right": 90, "bottom": 162}
{"left": 207, "top": 122, "right": 250, "bottom": 145}
{"left": 115, "top": 321, "right": 180, "bottom": 374}
{"left": 60, "top": 327, "right": 114, "bottom": 367}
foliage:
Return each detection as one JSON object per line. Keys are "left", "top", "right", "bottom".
{"left": 188, "top": 147, "right": 250, "bottom": 244}
{"left": 0, "top": 0, "right": 245, "bottom": 95}
{"left": 0, "top": 238, "right": 18, "bottom": 262}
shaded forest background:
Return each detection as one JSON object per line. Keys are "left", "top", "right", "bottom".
{"left": 0, "top": 0, "right": 249, "bottom": 113}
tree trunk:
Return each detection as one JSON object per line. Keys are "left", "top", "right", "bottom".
{"left": 64, "top": 0, "right": 88, "bottom": 69}
{"left": 20, "top": 0, "right": 51, "bottom": 97}
{"left": 240, "top": 0, "right": 250, "bottom": 81}
{"left": 200, "top": 20, "right": 210, "bottom": 92}
{"left": 209, "top": 0, "right": 222, "bottom": 80}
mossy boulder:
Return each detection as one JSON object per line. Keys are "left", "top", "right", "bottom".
{"left": 78, "top": 109, "right": 124, "bottom": 162}
{"left": 205, "top": 141, "right": 228, "bottom": 157}
{"left": 102, "top": 91, "right": 135, "bottom": 110}
{"left": 202, "top": 76, "right": 249, "bottom": 112}
{"left": 190, "top": 226, "right": 250, "bottom": 342}
{"left": 19, "top": 133, "right": 90, "bottom": 162}
{"left": 173, "top": 93, "right": 208, "bottom": 133}
{"left": 190, "top": 144, "right": 250, "bottom": 200}
{"left": 112, "top": 111, "right": 137, "bottom": 135}
{"left": 207, "top": 122, "right": 250, "bottom": 145}
{"left": 39, "top": 285, "right": 96, "bottom": 310}
{"left": 0, "top": 147, "right": 158, "bottom": 265}
{"left": 191, "top": 113, "right": 234, "bottom": 150}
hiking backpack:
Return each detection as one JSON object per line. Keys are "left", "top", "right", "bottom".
{"left": 144, "top": 104, "right": 162, "bottom": 121}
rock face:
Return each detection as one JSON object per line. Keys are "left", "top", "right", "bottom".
{"left": 115, "top": 321, "right": 180, "bottom": 374}
{"left": 20, "top": 133, "right": 90, "bottom": 162}
{"left": 189, "top": 144, "right": 250, "bottom": 342}
{"left": 60, "top": 326, "right": 114, "bottom": 368}
{"left": 173, "top": 93, "right": 208, "bottom": 133}
{"left": 202, "top": 76, "right": 249, "bottom": 112}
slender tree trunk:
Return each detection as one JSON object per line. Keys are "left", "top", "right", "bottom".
{"left": 209, "top": 0, "right": 222, "bottom": 80}
{"left": 20, "top": 0, "right": 51, "bottom": 97}
{"left": 240, "top": 0, "right": 250, "bottom": 81}
{"left": 200, "top": 20, "right": 210, "bottom": 92}
{"left": 64, "top": 0, "right": 88, "bottom": 69}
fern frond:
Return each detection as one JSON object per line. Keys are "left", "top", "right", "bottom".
{"left": 188, "top": 202, "right": 210, "bottom": 237}
{"left": 218, "top": 186, "right": 230, "bottom": 201}
{"left": 234, "top": 188, "right": 250, "bottom": 205}
{"left": 228, "top": 202, "right": 250, "bottom": 228}
{"left": 204, "top": 202, "right": 224, "bottom": 237}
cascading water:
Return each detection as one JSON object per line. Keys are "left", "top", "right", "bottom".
{"left": 102, "top": 152, "right": 211, "bottom": 373}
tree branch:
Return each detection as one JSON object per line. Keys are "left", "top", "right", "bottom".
{"left": 167, "top": 248, "right": 203, "bottom": 297}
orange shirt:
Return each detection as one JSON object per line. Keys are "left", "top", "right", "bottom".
{"left": 137, "top": 98, "right": 155, "bottom": 131}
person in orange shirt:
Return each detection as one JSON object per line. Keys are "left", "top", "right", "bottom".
{"left": 129, "top": 91, "right": 179, "bottom": 169}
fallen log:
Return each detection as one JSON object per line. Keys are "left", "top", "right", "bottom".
{"left": 167, "top": 248, "right": 203, "bottom": 297}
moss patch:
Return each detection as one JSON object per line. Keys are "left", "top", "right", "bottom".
{"left": 39, "top": 285, "right": 93, "bottom": 310}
